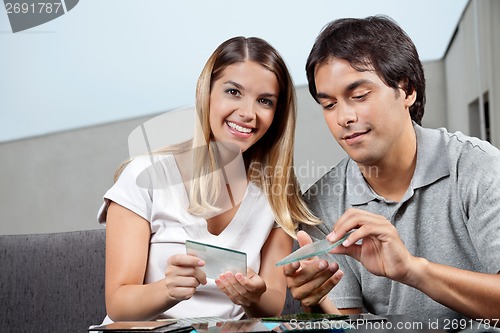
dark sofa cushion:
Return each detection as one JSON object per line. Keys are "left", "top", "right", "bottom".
{"left": 0, "top": 229, "right": 106, "bottom": 332}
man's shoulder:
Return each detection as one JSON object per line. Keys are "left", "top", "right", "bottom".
{"left": 418, "top": 126, "right": 500, "bottom": 182}
{"left": 419, "top": 125, "right": 499, "bottom": 158}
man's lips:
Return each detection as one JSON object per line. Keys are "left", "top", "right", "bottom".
{"left": 343, "top": 130, "right": 369, "bottom": 140}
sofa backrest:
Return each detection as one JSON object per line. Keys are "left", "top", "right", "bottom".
{"left": 0, "top": 229, "right": 106, "bottom": 332}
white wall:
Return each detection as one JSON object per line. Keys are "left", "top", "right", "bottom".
{"left": 0, "top": 86, "right": 346, "bottom": 235}
{"left": 2, "top": 0, "right": 498, "bottom": 235}
{"left": 0, "top": 72, "right": 450, "bottom": 236}
{"left": 444, "top": 0, "right": 499, "bottom": 146}
{"left": 421, "top": 60, "right": 448, "bottom": 129}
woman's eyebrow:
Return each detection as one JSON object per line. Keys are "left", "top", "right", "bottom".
{"left": 224, "top": 81, "right": 277, "bottom": 98}
{"left": 259, "top": 92, "right": 278, "bottom": 99}
{"left": 224, "top": 81, "right": 244, "bottom": 90}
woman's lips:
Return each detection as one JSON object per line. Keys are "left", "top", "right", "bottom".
{"left": 226, "top": 121, "right": 254, "bottom": 138}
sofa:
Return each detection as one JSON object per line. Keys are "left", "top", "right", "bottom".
{"left": 0, "top": 228, "right": 301, "bottom": 332}
{"left": 0, "top": 229, "right": 106, "bottom": 332}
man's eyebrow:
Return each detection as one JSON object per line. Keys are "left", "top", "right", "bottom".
{"left": 316, "top": 92, "right": 331, "bottom": 100}
{"left": 316, "top": 79, "right": 374, "bottom": 100}
{"left": 346, "top": 79, "right": 373, "bottom": 92}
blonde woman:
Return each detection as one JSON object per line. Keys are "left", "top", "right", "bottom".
{"left": 97, "top": 36, "right": 318, "bottom": 322}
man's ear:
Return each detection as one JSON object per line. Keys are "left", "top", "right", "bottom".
{"left": 404, "top": 88, "right": 417, "bottom": 108}
{"left": 399, "top": 80, "right": 417, "bottom": 108}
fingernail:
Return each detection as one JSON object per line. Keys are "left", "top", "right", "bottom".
{"left": 342, "top": 239, "right": 349, "bottom": 247}
{"left": 198, "top": 260, "right": 205, "bottom": 266}
{"left": 327, "top": 231, "right": 336, "bottom": 242}
{"left": 318, "top": 261, "right": 327, "bottom": 270}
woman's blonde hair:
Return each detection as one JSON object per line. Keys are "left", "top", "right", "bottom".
{"left": 116, "top": 36, "right": 320, "bottom": 236}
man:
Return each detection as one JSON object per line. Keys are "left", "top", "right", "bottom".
{"left": 284, "top": 15, "right": 500, "bottom": 324}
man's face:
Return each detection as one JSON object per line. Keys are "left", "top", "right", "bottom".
{"left": 314, "top": 57, "right": 416, "bottom": 167}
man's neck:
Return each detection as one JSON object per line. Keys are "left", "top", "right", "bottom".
{"left": 360, "top": 130, "right": 417, "bottom": 202}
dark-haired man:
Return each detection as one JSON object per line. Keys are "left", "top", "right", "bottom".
{"left": 284, "top": 15, "right": 500, "bottom": 323}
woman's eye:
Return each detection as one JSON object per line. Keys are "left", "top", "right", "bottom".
{"left": 259, "top": 98, "right": 274, "bottom": 107}
{"left": 226, "top": 89, "right": 240, "bottom": 96}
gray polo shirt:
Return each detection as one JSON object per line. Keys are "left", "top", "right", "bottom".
{"left": 301, "top": 124, "right": 500, "bottom": 323}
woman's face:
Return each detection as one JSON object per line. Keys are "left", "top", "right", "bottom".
{"left": 209, "top": 60, "right": 279, "bottom": 153}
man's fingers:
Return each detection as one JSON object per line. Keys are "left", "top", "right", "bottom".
{"left": 287, "top": 258, "right": 330, "bottom": 287}
{"left": 288, "top": 261, "right": 339, "bottom": 296}
{"left": 296, "top": 230, "right": 313, "bottom": 247}
{"left": 283, "top": 261, "right": 301, "bottom": 277}
{"left": 298, "top": 268, "right": 344, "bottom": 307}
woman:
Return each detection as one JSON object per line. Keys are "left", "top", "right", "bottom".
{"left": 97, "top": 36, "right": 319, "bottom": 322}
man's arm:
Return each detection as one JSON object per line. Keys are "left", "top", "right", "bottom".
{"left": 403, "top": 258, "right": 500, "bottom": 320}
{"left": 330, "top": 208, "right": 500, "bottom": 320}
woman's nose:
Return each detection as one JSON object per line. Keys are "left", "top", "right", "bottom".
{"left": 237, "top": 101, "right": 256, "bottom": 121}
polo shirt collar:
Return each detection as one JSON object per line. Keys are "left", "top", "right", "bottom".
{"left": 346, "top": 122, "right": 450, "bottom": 205}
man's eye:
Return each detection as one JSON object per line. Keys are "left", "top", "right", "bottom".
{"left": 322, "top": 102, "right": 336, "bottom": 110}
{"left": 353, "top": 92, "right": 369, "bottom": 100}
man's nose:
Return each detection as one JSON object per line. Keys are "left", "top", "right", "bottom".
{"left": 337, "top": 103, "right": 357, "bottom": 127}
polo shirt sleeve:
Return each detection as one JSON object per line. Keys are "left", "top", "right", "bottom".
{"left": 459, "top": 148, "right": 500, "bottom": 274}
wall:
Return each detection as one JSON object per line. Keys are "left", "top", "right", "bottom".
{"left": 444, "top": 0, "right": 499, "bottom": 146}
{"left": 0, "top": 61, "right": 457, "bottom": 236}
{"left": 3, "top": 0, "right": 499, "bottom": 235}
{"left": 421, "top": 60, "right": 448, "bottom": 129}
{"left": 0, "top": 86, "right": 346, "bottom": 235}
{"left": 0, "top": 116, "right": 148, "bottom": 235}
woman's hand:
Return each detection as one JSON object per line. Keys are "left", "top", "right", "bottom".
{"left": 215, "top": 268, "right": 266, "bottom": 307}
{"left": 164, "top": 254, "right": 207, "bottom": 301}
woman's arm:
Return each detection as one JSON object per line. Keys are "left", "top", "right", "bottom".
{"left": 215, "top": 227, "right": 292, "bottom": 317}
{"left": 245, "top": 227, "right": 293, "bottom": 317}
{"left": 105, "top": 202, "right": 206, "bottom": 321}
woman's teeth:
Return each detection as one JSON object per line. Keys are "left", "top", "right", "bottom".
{"left": 227, "top": 121, "right": 252, "bottom": 133}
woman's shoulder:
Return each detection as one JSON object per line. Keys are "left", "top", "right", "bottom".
{"left": 116, "top": 154, "right": 175, "bottom": 184}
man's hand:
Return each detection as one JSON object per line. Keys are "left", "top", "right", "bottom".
{"left": 328, "top": 208, "right": 416, "bottom": 283}
{"left": 283, "top": 231, "right": 344, "bottom": 308}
